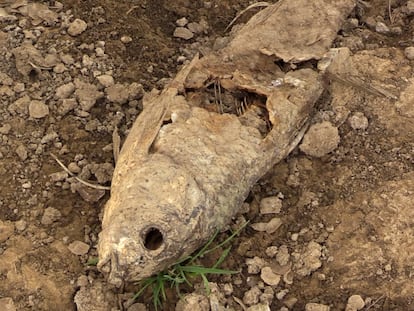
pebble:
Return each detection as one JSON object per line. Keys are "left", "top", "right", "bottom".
{"left": 68, "top": 18, "right": 88, "bottom": 36}
{"left": 55, "top": 82, "right": 75, "bottom": 99}
{"left": 15, "top": 144, "right": 28, "bottom": 161}
{"left": 265, "top": 246, "right": 278, "bottom": 258}
{"left": 68, "top": 240, "right": 90, "bottom": 255}
{"left": 246, "top": 303, "right": 270, "bottom": 311}
{"left": 15, "top": 219, "right": 27, "bottom": 231}
{"left": 404, "top": 46, "right": 414, "bottom": 60}
{"left": 246, "top": 256, "right": 267, "bottom": 274}
{"left": 187, "top": 22, "right": 204, "bottom": 34}
{"left": 260, "top": 267, "right": 281, "bottom": 286}
{"left": 375, "top": 22, "right": 389, "bottom": 34}
{"left": 348, "top": 112, "right": 368, "bottom": 130}
{"left": 260, "top": 196, "right": 282, "bottom": 214}
{"left": 176, "top": 17, "right": 188, "bottom": 27}
{"left": 0, "top": 123, "right": 11, "bottom": 134}
{"left": 408, "top": 0, "right": 414, "bottom": 14}
{"left": 305, "top": 303, "right": 330, "bottom": 311}
{"left": 0, "top": 297, "right": 16, "bottom": 311}
{"left": 128, "top": 303, "right": 147, "bottom": 311}
{"left": 345, "top": 295, "right": 365, "bottom": 311}
{"left": 294, "top": 241, "right": 322, "bottom": 277}
{"left": 121, "top": 35, "right": 132, "bottom": 43}
{"left": 173, "top": 27, "right": 194, "bottom": 40}
{"left": 299, "top": 121, "right": 340, "bottom": 157}
{"left": 175, "top": 293, "right": 209, "bottom": 311}
{"left": 41, "top": 207, "right": 62, "bottom": 225}
{"left": 74, "top": 78, "right": 104, "bottom": 111}
{"left": 29, "top": 100, "right": 49, "bottom": 118}
{"left": 251, "top": 217, "right": 282, "bottom": 234}
{"left": 97, "top": 74, "right": 115, "bottom": 87}
{"left": 276, "top": 245, "right": 290, "bottom": 266}
{"left": 243, "top": 286, "right": 262, "bottom": 306}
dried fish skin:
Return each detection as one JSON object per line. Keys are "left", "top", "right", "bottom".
{"left": 97, "top": 0, "right": 355, "bottom": 286}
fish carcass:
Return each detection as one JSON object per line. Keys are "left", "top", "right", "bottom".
{"left": 98, "top": 0, "right": 356, "bottom": 286}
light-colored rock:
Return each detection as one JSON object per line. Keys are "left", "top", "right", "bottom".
{"left": 175, "top": 293, "right": 209, "bottom": 311}
{"left": 260, "top": 196, "right": 282, "bottom": 214}
{"left": 305, "top": 303, "right": 330, "bottom": 311}
{"left": 41, "top": 207, "right": 62, "bottom": 225}
{"left": 55, "top": 82, "right": 75, "bottom": 99}
{"left": 97, "top": 74, "right": 114, "bottom": 87}
{"left": 15, "top": 219, "right": 27, "bottom": 231}
{"left": 251, "top": 217, "right": 282, "bottom": 234}
{"left": 15, "top": 144, "right": 28, "bottom": 161}
{"left": 300, "top": 121, "right": 340, "bottom": 157}
{"left": 265, "top": 246, "right": 278, "bottom": 258}
{"left": 29, "top": 100, "right": 49, "bottom": 118}
{"left": 375, "top": 22, "right": 389, "bottom": 34}
{"left": 74, "top": 280, "right": 117, "bottom": 311}
{"left": 246, "top": 256, "right": 267, "bottom": 274}
{"left": 68, "top": 240, "right": 90, "bottom": 255}
{"left": 68, "top": 19, "right": 87, "bottom": 36}
{"left": 176, "top": 17, "right": 188, "bottom": 27}
{"left": 348, "top": 112, "right": 368, "bottom": 130}
{"left": 294, "top": 241, "right": 322, "bottom": 277}
{"left": 243, "top": 286, "right": 262, "bottom": 306}
{"left": 0, "top": 297, "right": 16, "bottom": 311}
{"left": 260, "top": 267, "right": 281, "bottom": 286}
{"left": 0, "top": 123, "right": 11, "bottom": 134}
{"left": 246, "top": 303, "right": 270, "bottom": 311}
{"left": 74, "top": 78, "right": 104, "bottom": 111}
{"left": 173, "top": 27, "right": 194, "bottom": 40}
{"left": 106, "top": 82, "right": 143, "bottom": 104}
{"left": 345, "top": 295, "right": 365, "bottom": 311}
{"left": 276, "top": 245, "right": 290, "bottom": 266}
{"left": 395, "top": 78, "right": 414, "bottom": 117}
{"left": 128, "top": 303, "right": 147, "bottom": 311}
{"left": 408, "top": 0, "right": 414, "bottom": 14}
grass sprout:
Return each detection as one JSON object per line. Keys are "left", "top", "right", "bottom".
{"left": 133, "top": 222, "right": 248, "bottom": 310}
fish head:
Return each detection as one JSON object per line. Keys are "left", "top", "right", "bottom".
{"left": 97, "top": 155, "right": 209, "bottom": 286}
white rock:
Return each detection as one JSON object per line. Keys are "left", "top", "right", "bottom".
{"left": 56, "top": 82, "right": 75, "bottom": 99}
{"left": 260, "top": 196, "right": 282, "bottom": 214}
{"left": 345, "top": 295, "right": 365, "bottom": 311}
{"left": 175, "top": 293, "right": 209, "bottom": 311}
{"left": 260, "top": 267, "right": 281, "bottom": 286}
{"left": 243, "top": 286, "right": 262, "bottom": 306}
{"left": 294, "top": 241, "right": 322, "bottom": 277}
{"left": 404, "top": 46, "right": 414, "bottom": 60}
{"left": 121, "top": 35, "right": 132, "bottom": 43}
{"left": 176, "top": 17, "right": 188, "bottom": 27}
{"left": 246, "top": 256, "right": 267, "bottom": 274}
{"left": 265, "top": 246, "right": 278, "bottom": 258}
{"left": 251, "top": 217, "right": 282, "bottom": 234}
{"left": 300, "top": 121, "right": 340, "bottom": 157}
{"left": 305, "top": 303, "right": 330, "bottom": 311}
{"left": 68, "top": 19, "right": 87, "bottom": 36}
{"left": 97, "top": 74, "right": 114, "bottom": 87}
{"left": 348, "top": 112, "right": 368, "bottom": 130}
{"left": 173, "top": 27, "right": 194, "bottom": 40}
{"left": 276, "top": 245, "right": 290, "bottom": 266}
{"left": 375, "top": 22, "right": 389, "bottom": 34}
{"left": 29, "top": 100, "right": 49, "bottom": 118}
{"left": 68, "top": 240, "right": 90, "bottom": 255}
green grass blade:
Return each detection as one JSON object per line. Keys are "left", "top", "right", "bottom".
{"left": 204, "top": 221, "right": 249, "bottom": 255}
{"left": 189, "top": 229, "right": 220, "bottom": 263}
{"left": 213, "top": 246, "right": 232, "bottom": 269}
{"left": 181, "top": 265, "right": 238, "bottom": 275}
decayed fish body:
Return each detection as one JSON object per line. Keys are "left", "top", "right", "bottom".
{"left": 98, "top": 0, "right": 355, "bottom": 286}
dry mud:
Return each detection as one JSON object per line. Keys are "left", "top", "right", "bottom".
{"left": 0, "top": 0, "right": 414, "bottom": 310}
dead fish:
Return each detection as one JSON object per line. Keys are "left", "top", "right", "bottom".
{"left": 97, "top": 0, "right": 355, "bottom": 286}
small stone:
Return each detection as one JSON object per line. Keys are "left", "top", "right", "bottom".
{"left": 187, "top": 22, "right": 204, "bottom": 34}
{"left": 251, "top": 217, "right": 282, "bottom": 234}
{"left": 300, "top": 121, "right": 340, "bottom": 157}
{"left": 29, "top": 100, "right": 49, "bottom": 118}
{"left": 0, "top": 220, "right": 14, "bottom": 243}
{"left": 243, "top": 286, "right": 262, "bottom": 306}
{"left": 305, "top": 303, "right": 330, "bottom": 311}
{"left": 345, "top": 295, "right": 365, "bottom": 311}
{"left": 68, "top": 19, "right": 87, "bottom": 36}
{"left": 348, "top": 112, "right": 368, "bottom": 130}
{"left": 260, "top": 196, "right": 282, "bottom": 214}
{"left": 121, "top": 35, "right": 132, "bottom": 43}
{"left": 58, "top": 98, "right": 78, "bottom": 116}
{"left": 294, "top": 241, "right": 322, "bottom": 277}
{"left": 408, "top": 0, "right": 414, "bottom": 14}
{"left": 276, "top": 245, "right": 290, "bottom": 266}
{"left": 68, "top": 162, "right": 81, "bottom": 174}
{"left": 16, "top": 144, "right": 28, "bottom": 161}
{"left": 175, "top": 293, "right": 209, "bottom": 311}
{"left": 13, "top": 82, "right": 25, "bottom": 93}
{"left": 265, "top": 246, "right": 278, "bottom": 258}
{"left": 77, "top": 275, "right": 89, "bottom": 287}
{"left": 0, "top": 123, "right": 11, "bottom": 134}
{"left": 68, "top": 240, "right": 90, "bottom": 255}
{"left": 74, "top": 78, "right": 104, "bottom": 111}
{"left": 128, "top": 303, "right": 147, "bottom": 311}
{"left": 176, "top": 17, "right": 188, "bottom": 27}
{"left": 56, "top": 83, "right": 75, "bottom": 99}
{"left": 95, "top": 47, "right": 105, "bottom": 57}
{"left": 0, "top": 297, "right": 16, "bottom": 311}
{"left": 260, "top": 267, "right": 281, "bottom": 286}
{"left": 246, "top": 256, "right": 267, "bottom": 274}
{"left": 246, "top": 304, "right": 270, "bottom": 311}
{"left": 49, "top": 171, "right": 68, "bottom": 182}
{"left": 375, "top": 22, "right": 389, "bottom": 34}
{"left": 97, "top": 74, "right": 114, "bottom": 87}
{"left": 404, "top": 47, "right": 414, "bottom": 60}
{"left": 53, "top": 63, "right": 67, "bottom": 73}
{"left": 41, "top": 207, "right": 62, "bottom": 225}
{"left": 173, "top": 27, "right": 194, "bottom": 40}
{"left": 15, "top": 219, "right": 27, "bottom": 231}
{"left": 71, "top": 182, "right": 106, "bottom": 203}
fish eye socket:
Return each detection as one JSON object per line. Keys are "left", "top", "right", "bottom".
{"left": 143, "top": 227, "right": 164, "bottom": 251}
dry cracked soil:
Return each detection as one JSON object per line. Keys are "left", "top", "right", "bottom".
{"left": 1, "top": 0, "right": 414, "bottom": 311}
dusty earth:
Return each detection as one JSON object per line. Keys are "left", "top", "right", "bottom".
{"left": 1, "top": 0, "right": 414, "bottom": 310}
